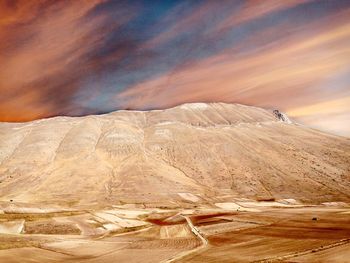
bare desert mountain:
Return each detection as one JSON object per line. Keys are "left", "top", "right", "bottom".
{"left": 0, "top": 103, "right": 349, "bottom": 207}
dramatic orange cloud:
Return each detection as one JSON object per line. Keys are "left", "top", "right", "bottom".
{"left": 0, "top": 0, "right": 349, "bottom": 136}
{"left": 117, "top": 9, "right": 350, "bottom": 136}
{"left": 288, "top": 96, "right": 350, "bottom": 137}
{"left": 0, "top": 0, "right": 103, "bottom": 120}
{"left": 217, "top": 0, "right": 309, "bottom": 31}
{"left": 0, "top": 0, "right": 140, "bottom": 121}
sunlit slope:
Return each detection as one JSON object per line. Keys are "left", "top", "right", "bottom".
{"left": 0, "top": 103, "right": 349, "bottom": 206}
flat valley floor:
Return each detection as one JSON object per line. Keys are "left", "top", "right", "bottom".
{"left": 0, "top": 201, "right": 349, "bottom": 263}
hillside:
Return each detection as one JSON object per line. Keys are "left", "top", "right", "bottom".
{"left": 0, "top": 103, "right": 349, "bottom": 207}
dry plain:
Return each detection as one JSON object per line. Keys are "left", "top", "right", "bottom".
{"left": 0, "top": 201, "right": 349, "bottom": 262}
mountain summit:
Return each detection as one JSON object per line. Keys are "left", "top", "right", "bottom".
{"left": 0, "top": 103, "right": 349, "bottom": 207}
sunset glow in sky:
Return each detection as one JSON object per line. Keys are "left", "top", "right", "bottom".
{"left": 0, "top": 0, "right": 349, "bottom": 136}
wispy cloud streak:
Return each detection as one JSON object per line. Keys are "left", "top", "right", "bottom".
{"left": 0, "top": 0, "right": 349, "bottom": 136}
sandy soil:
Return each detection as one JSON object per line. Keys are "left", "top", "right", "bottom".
{"left": 0, "top": 219, "right": 24, "bottom": 234}
{"left": 0, "top": 202, "right": 348, "bottom": 262}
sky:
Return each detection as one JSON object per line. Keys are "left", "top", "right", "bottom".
{"left": 0, "top": 0, "right": 349, "bottom": 136}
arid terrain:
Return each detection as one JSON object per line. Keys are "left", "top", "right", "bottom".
{"left": 0, "top": 202, "right": 349, "bottom": 262}
{"left": 0, "top": 103, "right": 349, "bottom": 262}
